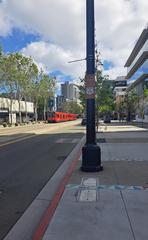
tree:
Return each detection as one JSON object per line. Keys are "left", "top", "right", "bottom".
{"left": 115, "top": 97, "right": 127, "bottom": 121}
{"left": 0, "top": 46, "right": 4, "bottom": 87}
{"left": 39, "top": 73, "right": 56, "bottom": 120}
{"left": 11, "top": 53, "right": 36, "bottom": 123}
{"left": 144, "top": 86, "right": 148, "bottom": 98}
{"left": 63, "top": 101, "right": 82, "bottom": 114}
{"left": 0, "top": 53, "right": 18, "bottom": 124}
{"left": 78, "top": 47, "right": 115, "bottom": 122}
{"left": 29, "top": 70, "right": 40, "bottom": 123}
{"left": 78, "top": 72, "right": 115, "bottom": 122}
{"left": 78, "top": 78, "right": 86, "bottom": 115}
{"left": 20, "top": 56, "right": 39, "bottom": 122}
{"left": 124, "top": 90, "right": 139, "bottom": 121}
{"left": 0, "top": 49, "right": 39, "bottom": 124}
{"left": 96, "top": 69, "right": 115, "bottom": 126}
{"left": 0, "top": 46, "right": 56, "bottom": 124}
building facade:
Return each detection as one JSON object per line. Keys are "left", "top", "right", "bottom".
{"left": 110, "top": 76, "right": 127, "bottom": 120}
{"left": 56, "top": 95, "right": 65, "bottom": 112}
{"left": 61, "top": 81, "right": 79, "bottom": 101}
{"left": 125, "top": 27, "right": 148, "bottom": 122}
{"left": 0, "top": 97, "right": 34, "bottom": 124}
{"left": 113, "top": 76, "right": 127, "bottom": 104}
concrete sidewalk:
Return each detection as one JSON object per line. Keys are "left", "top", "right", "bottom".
{"left": 4, "top": 124, "right": 148, "bottom": 240}
{"left": 41, "top": 126, "right": 148, "bottom": 240}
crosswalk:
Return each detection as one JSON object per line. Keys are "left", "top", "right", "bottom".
{"left": 56, "top": 138, "right": 79, "bottom": 143}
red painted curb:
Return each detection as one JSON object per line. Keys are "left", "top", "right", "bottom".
{"left": 32, "top": 150, "right": 81, "bottom": 240}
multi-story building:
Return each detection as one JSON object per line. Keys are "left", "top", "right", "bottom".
{"left": 113, "top": 76, "right": 127, "bottom": 106}
{"left": 61, "top": 81, "right": 79, "bottom": 101}
{"left": 124, "top": 27, "right": 148, "bottom": 122}
{"left": 56, "top": 95, "right": 65, "bottom": 112}
{"left": 0, "top": 97, "right": 34, "bottom": 124}
{"left": 109, "top": 76, "right": 127, "bottom": 120}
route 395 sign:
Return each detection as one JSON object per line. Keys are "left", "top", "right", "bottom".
{"left": 85, "top": 74, "right": 95, "bottom": 99}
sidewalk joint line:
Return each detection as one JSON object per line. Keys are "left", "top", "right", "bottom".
{"left": 120, "top": 191, "right": 136, "bottom": 240}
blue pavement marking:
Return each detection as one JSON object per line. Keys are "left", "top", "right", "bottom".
{"left": 66, "top": 184, "right": 144, "bottom": 191}
{"left": 66, "top": 184, "right": 79, "bottom": 189}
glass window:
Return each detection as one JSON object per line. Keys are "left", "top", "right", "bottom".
{"left": 129, "top": 59, "right": 148, "bottom": 81}
{"left": 136, "top": 82, "right": 143, "bottom": 96}
{"left": 127, "top": 39, "right": 148, "bottom": 73}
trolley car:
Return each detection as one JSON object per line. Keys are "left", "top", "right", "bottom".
{"left": 47, "top": 111, "right": 77, "bottom": 123}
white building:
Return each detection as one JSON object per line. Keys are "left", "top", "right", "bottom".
{"left": 61, "top": 81, "right": 79, "bottom": 101}
{"left": 0, "top": 97, "right": 34, "bottom": 124}
{"left": 113, "top": 76, "right": 127, "bottom": 106}
{"left": 124, "top": 27, "right": 148, "bottom": 122}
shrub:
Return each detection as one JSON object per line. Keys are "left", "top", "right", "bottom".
{"left": 3, "top": 122, "right": 7, "bottom": 127}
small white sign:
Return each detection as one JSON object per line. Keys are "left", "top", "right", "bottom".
{"left": 86, "top": 87, "right": 94, "bottom": 95}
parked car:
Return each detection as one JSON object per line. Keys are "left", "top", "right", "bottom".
{"left": 103, "top": 115, "right": 111, "bottom": 123}
{"left": 81, "top": 118, "right": 87, "bottom": 126}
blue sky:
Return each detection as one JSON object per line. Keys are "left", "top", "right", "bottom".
{"left": 0, "top": 28, "right": 115, "bottom": 96}
{"left": 0, "top": 28, "right": 113, "bottom": 75}
{"left": 0, "top": 28, "right": 117, "bottom": 94}
{"left": 0, "top": 0, "right": 147, "bottom": 84}
{"left": 103, "top": 60, "right": 114, "bottom": 71}
{"left": 0, "top": 28, "right": 41, "bottom": 53}
{"left": 0, "top": 26, "right": 145, "bottom": 95}
{"left": 0, "top": 28, "right": 75, "bottom": 94}
{"left": 0, "top": 28, "right": 113, "bottom": 71}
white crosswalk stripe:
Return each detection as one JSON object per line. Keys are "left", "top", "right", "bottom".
{"left": 56, "top": 138, "right": 79, "bottom": 143}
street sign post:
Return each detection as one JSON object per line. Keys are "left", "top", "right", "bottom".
{"left": 81, "top": 0, "right": 103, "bottom": 172}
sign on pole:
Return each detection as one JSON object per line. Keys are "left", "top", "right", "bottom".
{"left": 85, "top": 74, "right": 95, "bottom": 99}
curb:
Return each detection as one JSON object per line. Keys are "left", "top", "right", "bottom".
{"left": 32, "top": 146, "right": 81, "bottom": 240}
{"left": 4, "top": 135, "right": 85, "bottom": 240}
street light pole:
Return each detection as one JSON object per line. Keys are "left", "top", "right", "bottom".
{"left": 81, "top": 0, "right": 103, "bottom": 172}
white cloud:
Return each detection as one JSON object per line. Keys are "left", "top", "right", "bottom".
{"left": 21, "top": 41, "right": 85, "bottom": 78}
{"left": 4, "top": 0, "right": 86, "bottom": 52}
{"left": 0, "top": 2, "right": 12, "bottom": 36}
{"left": 1, "top": 0, "right": 148, "bottom": 79}
{"left": 95, "top": 0, "right": 148, "bottom": 78}
{"left": 104, "top": 67, "right": 127, "bottom": 80}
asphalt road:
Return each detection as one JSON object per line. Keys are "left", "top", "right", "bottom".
{"left": 0, "top": 121, "right": 85, "bottom": 240}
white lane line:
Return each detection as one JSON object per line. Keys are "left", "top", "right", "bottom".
{"left": 56, "top": 138, "right": 79, "bottom": 143}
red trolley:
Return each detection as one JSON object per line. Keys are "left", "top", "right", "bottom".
{"left": 47, "top": 111, "right": 77, "bottom": 123}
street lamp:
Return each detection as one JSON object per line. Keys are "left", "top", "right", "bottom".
{"left": 81, "top": 0, "right": 103, "bottom": 172}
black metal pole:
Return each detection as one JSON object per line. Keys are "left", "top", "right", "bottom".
{"left": 81, "top": 0, "right": 103, "bottom": 172}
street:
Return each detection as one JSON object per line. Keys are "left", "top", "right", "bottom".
{"left": 1, "top": 121, "right": 148, "bottom": 240}
{"left": 0, "top": 120, "right": 84, "bottom": 240}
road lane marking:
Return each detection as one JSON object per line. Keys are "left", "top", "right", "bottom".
{"left": 0, "top": 122, "right": 82, "bottom": 147}
{"left": 0, "top": 134, "right": 36, "bottom": 147}
{"left": 66, "top": 184, "right": 144, "bottom": 191}
{"left": 0, "top": 127, "right": 57, "bottom": 147}
{"left": 56, "top": 138, "right": 79, "bottom": 143}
